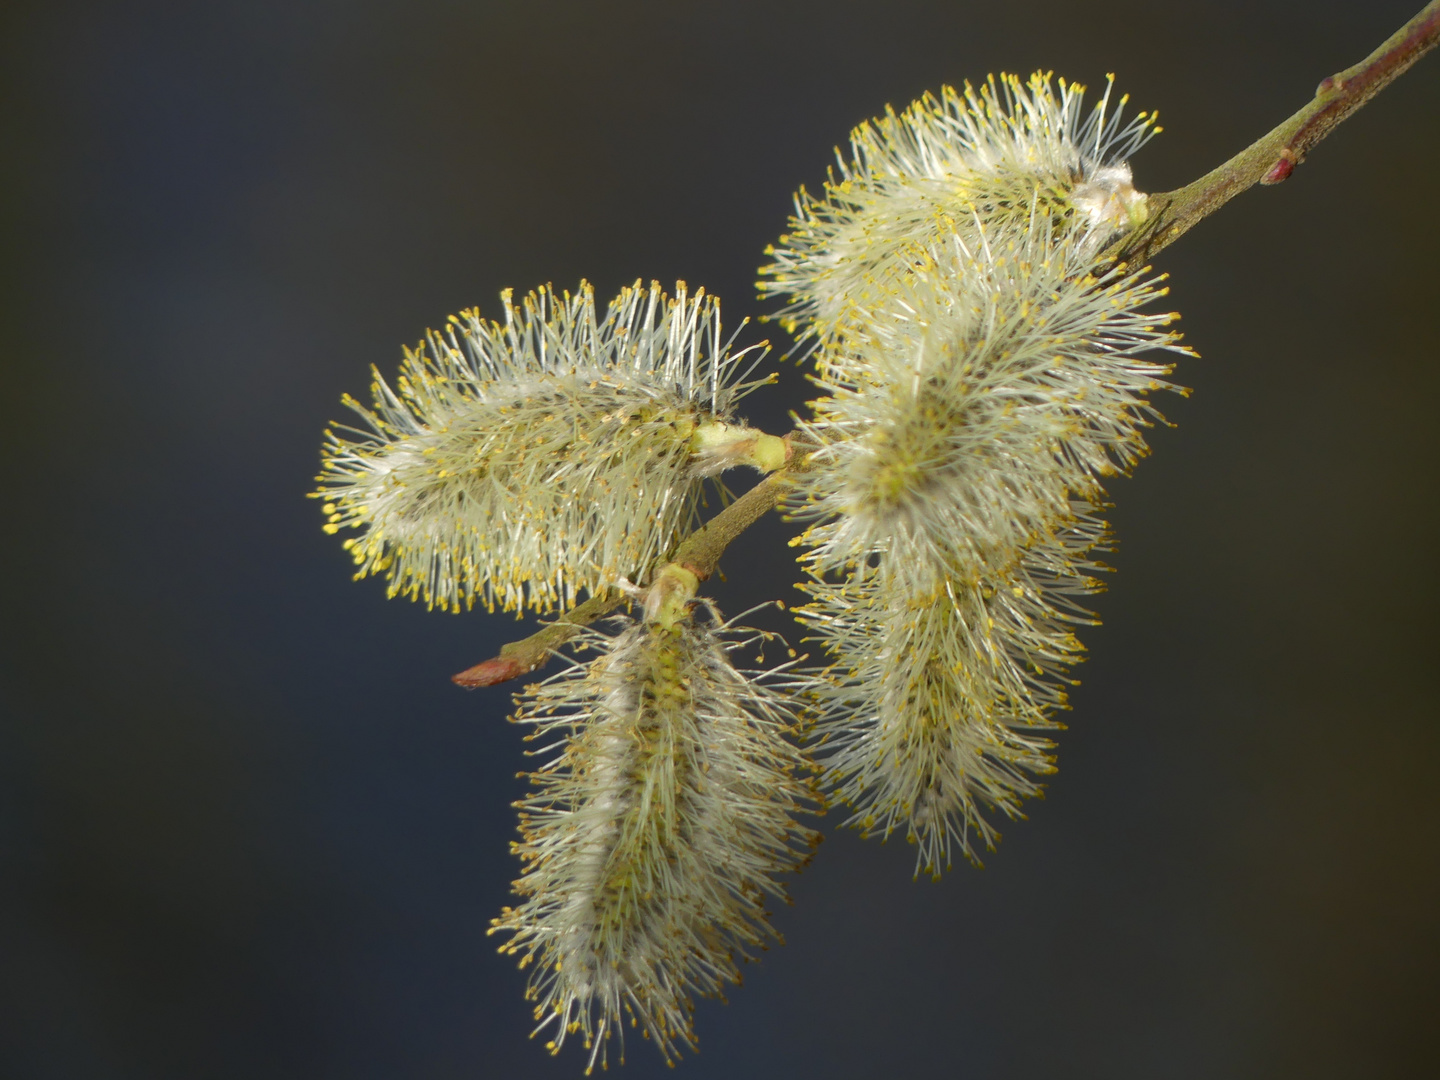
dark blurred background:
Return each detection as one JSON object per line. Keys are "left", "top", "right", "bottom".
{"left": 2, "top": 1, "right": 1437, "bottom": 1077}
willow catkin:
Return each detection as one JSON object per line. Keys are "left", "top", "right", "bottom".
{"left": 492, "top": 570, "right": 819, "bottom": 1071}
{"left": 315, "top": 281, "right": 779, "bottom": 614}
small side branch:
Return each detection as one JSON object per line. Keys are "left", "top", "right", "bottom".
{"left": 669, "top": 469, "right": 793, "bottom": 581}
{"left": 1112, "top": 0, "right": 1440, "bottom": 264}
{"left": 452, "top": 588, "right": 622, "bottom": 688}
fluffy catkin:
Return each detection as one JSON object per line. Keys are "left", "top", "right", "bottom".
{"left": 798, "top": 512, "right": 1107, "bottom": 876}
{"left": 792, "top": 223, "right": 1187, "bottom": 589}
{"left": 759, "top": 72, "right": 1157, "bottom": 349}
{"left": 491, "top": 589, "right": 818, "bottom": 1072}
{"left": 791, "top": 220, "right": 1190, "bottom": 875}
{"left": 315, "top": 281, "right": 775, "bottom": 614}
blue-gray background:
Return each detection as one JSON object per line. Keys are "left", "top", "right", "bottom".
{"left": 3, "top": 1, "right": 1437, "bottom": 1077}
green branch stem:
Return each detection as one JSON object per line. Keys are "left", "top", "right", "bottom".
{"left": 1111, "top": 0, "right": 1440, "bottom": 264}
{"left": 456, "top": 0, "right": 1439, "bottom": 689}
